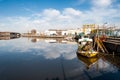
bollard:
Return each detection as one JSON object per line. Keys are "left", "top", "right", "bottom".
{"left": 113, "top": 52, "right": 114, "bottom": 58}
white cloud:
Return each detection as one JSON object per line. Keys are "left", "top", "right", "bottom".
{"left": 3, "top": 38, "right": 77, "bottom": 60}
{"left": 0, "top": 4, "right": 120, "bottom": 33}
{"left": 92, "top": 0, "right": 113, "bottom": 7}
{"left": 82, "top": 7, "right": 120, "bottom": 23}
{"left": 63, "top": 8, "right": 82, "bottom": 16}
{"left": 42, "top": 8, "right": 60, "bottom": 18}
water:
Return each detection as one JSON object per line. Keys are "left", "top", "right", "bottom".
{"left": 0, "top": 38, "right": 120, "bottom": 80}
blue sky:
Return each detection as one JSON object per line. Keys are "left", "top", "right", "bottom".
{"left": 0, "top": 0, "right": 120, "bottom": 32}
{"left": 0, "top": 0, "right": 91, "bottom": 16}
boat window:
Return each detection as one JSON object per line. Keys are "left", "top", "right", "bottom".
{"left": 84, "top": 36, "right": 88, "bottom": 38}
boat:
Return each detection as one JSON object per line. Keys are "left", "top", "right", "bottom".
{"left": 77, "top": 35, "right": 98, "bottom": 58}
{"left": 77, "top": 50, "right": 98, "bottom": 58}
{"left": 78, "top": 35, "right": 92, "bottom": 45}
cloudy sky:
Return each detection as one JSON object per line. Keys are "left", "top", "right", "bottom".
{"left": 0, "top": 0, "right": 120, "bottom": 33}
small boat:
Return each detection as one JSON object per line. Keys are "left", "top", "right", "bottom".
{"left": 77, "top": 35, "right": 98, "bottom": 58}
{"left": 77, "top": 50, "right": 98, "bottom": 58}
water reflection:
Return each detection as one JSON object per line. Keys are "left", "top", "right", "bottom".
{"left": 77, "top": 54, "right": 99, "bottom": 69}
{"left": 0, "top": 36, "right": 20, "bottom": 40}
{"left": 0, "top": 38, "right": 78, "bottom": 60}
{"left": 30, "top": 38, "right": 75, "bottom": 44}
{"left": 0, "top": 38, "right": 120, "bottom": 80}
{"left": 77, "top": 53, "right": 120, "bottom": 70}
{"left": 75, "top": 54, "right": 120, "bottom": 80}
{"left": 103, "top": 54, "right": 120, "bottom": 69}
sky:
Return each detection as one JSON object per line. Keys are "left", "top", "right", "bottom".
{"left": 0, "top": 0, "right": 120, "bottom": 33}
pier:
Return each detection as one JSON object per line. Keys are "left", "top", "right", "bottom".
{"left": 22, "top": 34, "right": 65, "bottom": 38}
{"left": 0, "top": 32, "right": 21, "bottom": 40}
{"left": 103, "top": 38, "right": 120, "bottom": 54}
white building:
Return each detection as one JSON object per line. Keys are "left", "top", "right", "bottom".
{"left": 61, "top": 30, "right": 68, "bottom": 36}
{"left": 44, "top": 28, "right": 83, "bottom": 36}
{"left": 67, "top": 28, "right": 83, "bottom": 36}
{"left": 44, "top": 29, "right": 58, "bottom": 36}
{"left": 36, "top": 31, "right": 40, "bottom": 35}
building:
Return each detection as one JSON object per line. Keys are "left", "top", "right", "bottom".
{"left": 61, "top": 30, "right": 68, "bottom": 36}
{"left": 44, "top": 29, "right": 57, "bottom": 36}
{"left": 31, "top": 29, "right": 37, "bottom": 35}
{"left": 0, "top": 32, "right": 21, "bottom": 40}
{"left": 44, "top": 28, "right": 83, "bottom": 37}
{"left": 67, "top": 28, "right": 83, "bottom": 36}
{"left": 0, "top": 32, "right": 21, "bottom": 37}
{"left": 82, "top": 24, "right": 97, "bottom": 35}
{"left": 0, "top": 32, "right": 11, "bottom": 36}
{"left": 44, "top": 29, "right": 68, "bottom": 36}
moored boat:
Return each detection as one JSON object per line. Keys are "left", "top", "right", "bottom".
{"left": 77, "top": 35, "right": 98, "bottom": 58}
{"left": 77, "top": 50, "right": 98, "bottom": 58}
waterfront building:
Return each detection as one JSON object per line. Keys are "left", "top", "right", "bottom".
{"left": 113, "top": 29, "right": 120, "bottom": 37}
{"left": 31, "top": 29, "right": 37, "bottom": 35}
{"left": 0, "top": 32, "right": 11, "bottom": 36}
{"left": 0, "top": 32, "right": 21, "bottom": 37}
{"left": 67, "top": 28, "right": 83, "bottom": 36}
{"left": 61, "top": 30, "right": 68, "bottom": 36}
{"left": 44, "top": 28, "right": 83, "bottom": 37}
{"left": 82, "top": 24, "right": 97, "bottom": 35}
{"left": 44, "top": 29, "right": 58, "bottom": 36}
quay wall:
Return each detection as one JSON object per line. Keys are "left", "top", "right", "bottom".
{"left": 22, "top": 35, "right": 65, "bottom": 38}
{"left": 0, "top": 32, "right": 21, "bottom": 37}
{"left": 103, "top": 38, "right": 120, "bottom": 54}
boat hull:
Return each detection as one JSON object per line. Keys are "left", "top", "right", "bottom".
{"left": 77, "top": 50, "right": 98, "bottom": 58}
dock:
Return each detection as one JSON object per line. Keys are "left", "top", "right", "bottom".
{"left": 0, "top": 32, "right": 21, "bottom": 37}
{"left": 22, "top": 35, "right": 65, "bottom": 38}
{"left": 0, "top": 32, "right": 21, "bottom": 40}
{"left": 103, "top": 38, "right": 120, "bottom": 54}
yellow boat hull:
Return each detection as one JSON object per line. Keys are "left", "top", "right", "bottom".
{"left": 77, "top": 50, "right": 98, "bottom": 58}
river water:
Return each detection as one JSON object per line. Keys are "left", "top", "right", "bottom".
{"left": 0, "top": 38, "right": 120, "bottom": 80}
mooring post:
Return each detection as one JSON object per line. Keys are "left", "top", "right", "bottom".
{"left": 113, "top": 52, "right": 114, "bottom": 58}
